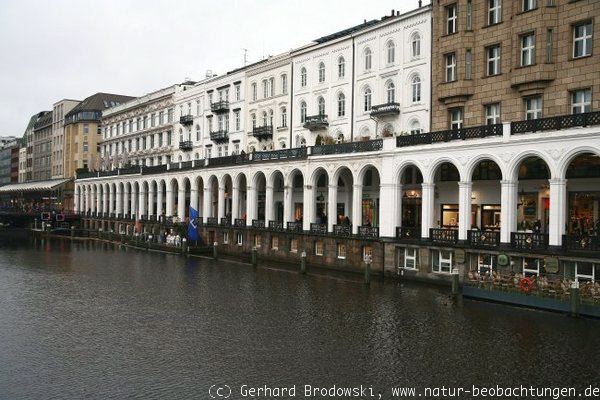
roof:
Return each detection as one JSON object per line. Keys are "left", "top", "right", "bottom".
{"left": 65, "top": 92, "right": 136, "bottom": 118}
{"left": 0, "top": 178, "right": 72, "bottom": 193}
{"left": 33, "top": 111, "right": 52, "bottom": 131}
{"left": 314, "top": 19, "right": 380, "bottom": 44}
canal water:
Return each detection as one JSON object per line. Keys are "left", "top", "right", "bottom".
{"left": 0, "top": 235, "right": 598, "bottom": 400}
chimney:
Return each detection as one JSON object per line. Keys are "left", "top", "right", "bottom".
{"left": 205, "top": 70, "right": 213, "bottom": 79}
{"left": 418, "top": 0, "right": 422, "bottom": 7}
{"left": 391, "top": 9, "right": 395, "bottom": 16}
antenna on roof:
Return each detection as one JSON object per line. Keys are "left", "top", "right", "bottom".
{"left": 242, "top": 48, "right": 248, "bottom": 66}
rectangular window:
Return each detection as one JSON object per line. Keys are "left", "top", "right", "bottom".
{"left": 235, "top": 111, "right": 241, "bottom": 131}
{"left": 488, "top": 0, "right": 501, "bottom": 25}
{"left": 485, "top": 103, "right": 501, "bottom": 125}
{"left": 465, "top": 49, "right": 472, "bottom": 79}
{"left": 571, "top": 89, "right": 592, "bottom": 114}
{"left": 546, "top": 29, "right": 553, "bottom": 63}
{"left": 446, "top": 4, "right": 457, "bottom": 34}
{"left": 466, "top": 0, "right": 472, "bottom": 30}
{"left": 290, "top": 238, "right": 298, "bottom": 253}
{"left": 281, "top": 75, "right": 288, "bottom": 94}
{"left": 521, "top": 33, "right": 535, "bottom": 66}
{"left": 524, "top": 96, "right": 543, "bottom": 120}
{"left": 404, "top": 248, "right": 418, "bottom": 270}
{"left": 446, "top": 53, "right": 456, "bottom": 82}
{"left": 315, "top": 240, "right": 324, "bottom": 256}
{"left": 168, "top": 109, "right": 174, "bottom": 122}
{"left": 223, "top": 232, "right": 229, "bottom": 244}
{"left": 487, "top": 45, "right": 501, "bottom": 75}
{"left": 522, "top": 0, "right": 536, "bottom": 12}
{"left": 337, "top": 243, "right": 346, "bottom": 259}
{"left": 575, "top": 262, "right": 596, "bottom": 282}
{"left": 432, "top": 250, "right": 453, "bottom": 274}
{"left": 477, "top": 253, "right": 496, "bottom": 274}
{"left": 573, "top": 21, "right": 593, "bottom": 58}
{"left": 236, "top": 232, "right": 243, "bottom": 246}
{"left": 450, "top": 108, "right": 463, "bottom": 129}
{"left": 522, "top": 257, "right": 541, "bottom": 276}
{"left": 271, "top": 236, "right": 279, "bottom": 250}
{"left": 235, "top": 84, "right": 241, "bottom": 101}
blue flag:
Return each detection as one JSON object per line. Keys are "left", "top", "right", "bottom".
{"left": 188, "top": 207, "right": 199, "bottom": 241}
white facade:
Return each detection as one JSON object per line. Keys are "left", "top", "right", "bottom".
{"left": 18, "top": 147, "right": 26, "bottom": 182}
{"left": 245, "top": 52, "right": 292, "bottom": 151}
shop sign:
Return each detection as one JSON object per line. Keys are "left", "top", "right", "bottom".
{"left": 544, "top": 257, "right": 559, "bottom": 273}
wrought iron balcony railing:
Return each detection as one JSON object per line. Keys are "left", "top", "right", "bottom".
{"left": 268, "top": 220, "right": 284, "bottom": 231}
{"left": 252, "top": 219, "right": 265, "bottom": 229}
{"left": 396, "top": 226, "right": 421, "bottom": 241}
{"left": 210, "top": 130, "right": 229, "bottom": 143}
{"left": 333, "top": 224, "right": 352, "bottom": 237}
{"left": 562, "top": 234, "right": 600, "bottom": 252}
{"left": 510, "top": 232, "right": 548, "bottom": 251}
{"left": 234, "top": 218, "right": 246, "bottom": 228}
{"left": 220, "top": 217, "right": 231, "bottom": 227}
{"left": 303, "top": 114, "right": 329, "bottom": 131}
{"left": 287, "top": 221, "right": 302, "bottom": 232}
{"left": 179, "top": 114, "right": 194, "bottom": 125}
{"left": 396, "top": 124, "right": 503, "bottom": 148}
{"left": 311, "top": 139, "right": 383, "bottom": 156}
{"left": 511, "top": 111, "right": 600, "bottom": 135}
{"left": 467, "top": 229, "right": 500, "bottom": 248}
{"left": 358, "top": 226, "right": 379, "bottom": 238}
{"left": 206, "top": 217, "right": 218, "bottom": 226}
{"left": 430, "top": 228, "right": 458, "bottom": 245}
{"left": 252, "top": 125, "right": 273, "bottom": 141}
{"left": 370, "top": 102, "right": 401, "bottom": 117}
{"left": 210, "top": 100, "right": 229, "bottom": 114}
{"left": 179, "top": 141, "right": 193, "bottom": 151}
{"left": 252, "top": 147, "right": 307, "bottom": 161}
{"left": 310, "top": 223, "right": 327, "bottom": 235}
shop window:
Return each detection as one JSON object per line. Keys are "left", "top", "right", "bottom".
{"left": 236, "top": 232, "right": 243, "bottom": 246}
{"left": 575, "top": 262, "right": 596, "bottom": 282}
{"left": 477, "top": 253, "right": 496, "bottom": 274}
{"left": 315, "top": 240, "right": 324, "bottom": 256}
{"left": 337, "top": 243, "right": 346, "bottom": 259}
{"left": 522, "top": 257, "right": 542, "bottom": 276}
{"left": 363, "top": 245, "right": 373, "bottom": 262}
{"left": 432, "top": 250, "right": 453, "bottom": 273}
{"left": 254, "top": 234, "right": 262, "bottom": 248}
{"left": 223, "top": 232, "right": 229, "bottom": 244}
{"left": 441, "top": 204, "right": 459, "bottom": 228}
{"left": 290, "top": 238, "right": 298, "bottom": 253}
{"left": 271, "top": 236, "right": 279, "bottom": 250}
{"left": 398, "top": 247, "right": 418, "bottom": 271}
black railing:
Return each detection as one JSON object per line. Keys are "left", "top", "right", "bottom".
{"left": 287, "top": 221, "right": 302, "bottom": 232}
{"left": 118, "top": 166, "right": 141, "bottom": 175}
{"left": 562, "top": 234, "right": 600, "bottom": 252}
{"left": 397, "top": 124, "right": 503, "bottom": 147}
{"left": 358, "top": 226, "right": 379, "bottom": 238}
{"left": 180, "top": 115, "right": 194, "bottom": 125}
{"left": 98, "top": 169, "right": 119, "bottom": 177}
{"left": 396, "top": 226, "right": 421, "bottom": 241}
{"left": 252, "top": 147, "right": 307, "bottom": 161}
{"left": 179, "top": 141, "right": 193, "bottom": 151}
{"left": 210, "top": 130, "right": 229, "bottom": 143}
{"left": 252, "top": 219, "right": 265, "bottom": 229}
{"left": 511, "top": 111, "right": 600, "bottom": 134}
{"left": 208, "top": 153, "right": 251, "bottom": 167}
{"left": 210, "top": 100, "right": 229, "bottom": 113}
{"left": 234, "top": 218, "right": 246, "bottom": 228}
{"left": 268, "top": 220, "right": 284, "bottom": 231}
{"left": 142, "top": 164, "right": 168, "bottom": 174}
{"left": 303, "top": 114, "right": 329, "bottom": 130}
{"left": 179, "top": 161, "right": 194, "bottom": 170}
{"left": 311, "top": 139, "right": 383, "bottom": 156}
{"left": 430, "top": 228, "right": 458, "bottom": 245}
{"left": 220, "top": 217, "right": 231, "bottom": 227}
{"left": 467, "top": 229, "right": 500, "bottom": 248}
{"left": 310, "top": 223, "right": 327, "bottom": 235}
{"left": 333, "top": 224, "right": 352, "bottom": 237}
{"left": 206, "top": 217, "right": 218, "bottom": 226}
{"left": 370, "top": 102, "right": 400, "bottom": 116}
{"left": 510, "top": 232, "right": 548, "bottom": 251}
{"left": 252, "top": 125, "right": 273, "bottom": 140}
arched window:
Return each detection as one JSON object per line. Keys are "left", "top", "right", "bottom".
{"left": 300, "top": 137, "right": 306, "bottom": 147}
{"left": 318, "top": 62, "right": 325, "bottom": 83}
{"left": 337, "top": 92, "right": 346, "bottom": 117}
{"left": 300, "top": 101, "right": 307, "bottom": 123}
{"left": 251, "top": 82, "right": 257, "bottom": 101}
{"left": 387, "top": 41, "right": 395, "bottom": 64}
{"left": 195, "top": 124, "right": 201, "bottom": 141}
{"left": 268, "top": 109, "right": 274, "bottom": 126}
{"left": 251, "top": 113, "right": 257, "bottom": 128}
{"left": 195, "top": 152, "right": 199, "bottom": 160}
{"left": 363, "top": 87, "right": 372, "bottom": 111}
{"left": 338, "top": 56, "right": 345, "bottom": 78}
{"left": 279, "top": 141, "right": 287, "bottom": 149}
{"left": 382, "top": 123, "right": 394, "bottom": 137}
{"left": 262, "top": 111, "right": 268, "bottom": 126}
{"left": 409, "top": 119, "right": 422, "bottom": 135}
{"left": 411, "top": 75, "right": 421, "bottom": 103}
{"left": 281, "top": 74, "right": 288, "bottom": 94}
{"left": 317, "top": 96, "right": 325, "bottom": 115}
{"left": 411, "top": 32, "right": 421, "bottom": 58}
{"left": 281, "top": 106, "right": 287, "bottom": 127}
{"left": 300, "top": 67, "right": 307, "bottom": 87}
{"left": 386, "top": 82, "right": 395, "bottom": 104}
{"left": 336, "top": 133, "right": 344, "bottom": 144}
{"left": 364, "top": 48, "right": 372, "bottom": 70}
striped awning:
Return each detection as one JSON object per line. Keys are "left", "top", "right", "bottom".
{"left": 0, "top": 178, "right": 72, "bottom": 193}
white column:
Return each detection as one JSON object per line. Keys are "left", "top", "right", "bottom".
{"left": 283, "top": 185, "right": 293, "bottom": 226}
{"left": 102, "top": 187, "right": 108, "bottom": 215}
{"left": 231, "top": 186, "right": 239, "bottom": 219}
{"left": 549, "top": 178, "right": 567, "bottom": 247}
{"left": 218, "top": 185, "right": 226, "bottom": 220}
{"left": 74, "top": 185, "right": 80, "bottom": 213}
{"left": 165, "top": 188, "right": 173, "bottom": 217}
{"left": 302, "top": 184, "right": 314, "bottom": 231}
{"left": 327, "top": 184, "right": 337, "bottom": 233}
{"left": 500, "top": 180, "right": 517, "bottom": 243}
{"left": 88, "top": 187, "right": 93, "bottom": 213}
{"left": 202, "top": 187, "right": 211, "bottom": 222}
{"left": 138, "top": 187, "right": 146, "bottom": 218}
{"left": 421, "top": 182, "right": 435, "bottom": 238}
{"left": 131, "top": 187, "right": 138, "bottom": 219}
{"left": 265, "top": 185, "right": 274, "bottom": 224}
{"left": 109, "top": 185, "right": 115, "bottom": 215}
{"left": 156, "top": 185, "right": 163, "bottom": 219}
{"left": 148, "top": 184, "right": 155, "bottom": 218}
{"left": 116, "top": 185, "right": 123, "bottom": 217}
{"left": 379, "top": 183, "right": 399, "bottom": 238}
{"left": 458, "top": 181, "right": 472, "bottom": 241}
{"left": 123, "top": 188, "right": 130, "bottom": 217}
{"left": 190, "top": 187, "right": 199, "bottom": 213}
{"left": 247, "top": 185, "right": 256, "bottom": 223}
{"left": 95, "top": 187, "right": 100, "bottom": 214}
{"left": 177, "top": 187, "right": 186, "bottom": 221}
{"left": 351, "top": 184, "right": 363, "bottom": 234}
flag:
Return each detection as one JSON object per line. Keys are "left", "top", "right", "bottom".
{"left": 188, "top": 207, "right": 199, "bottom": 241}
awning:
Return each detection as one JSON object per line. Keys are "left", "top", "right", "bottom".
{"left": 0, "top": 178, "right": 72, "bottom": 194}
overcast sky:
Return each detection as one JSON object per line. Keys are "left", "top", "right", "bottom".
{"left": 0, "top": 0, "right": 418, "bottom": 137}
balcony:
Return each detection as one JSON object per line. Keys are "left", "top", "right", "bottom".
{"left": 220, "top": 217, "right": 231, "bottom": 227}
{"left": 252, "top": 125, "right": 273, "bottom": 141}
{"left": 312, "top": 139, "right": 383, "bottom": 156}
{"left": 430, "top": 228, "right": 458, "bottom": 245}
{"left": 467, "top": 230, "right": 500, "bottom": 249}
{"left": 358, "top": 226, "right": 379, "bottom": 239}
{"left": 234, "top": 218, "right": 246, "bottom": 228}
{"left": 303, "top": 114, "right": 329, "bottom": 131}
{"left": 511, "top": 111, "right": 600, "bottom": 135}
{"left": 563, "top": 234, "right": 600, "bottom": 253}
{"left": 179, "top": 141, "right": 193, "bottom": 151}
{"left": 252, "top": 219, "right": 265, "bottom": 229}
{"left": 210, "top": 130, "right": 229, "bottom": 143}
{"left": 180, "top": 114, "right": 194, "bottom": 125}
{"left": 287, "top": 221, "right": 302, "bottom": 233}
{"left": 396, "top": 124, "right": 502, "bottom": 148}
{"left": 333, "top": 224, "right": 352, "bottom": 237}
{"left": 206, "top": 217, "right": 218, "bottom": 227}
{"left": 370, "top": 102, "right": 400, "bottom": 117}
{"left": 310, "top": 223, "right": 327, "bottom": 235}
{"left": 510, "top": 232, "right": 548, "bottom": 251}
{"left": 268, "top": 220, "right": 284, "bottom": 231}
{"left": 396, "top": 226, "right": 421, "bottom": 242}
{"left": 210, "top": 100, "right": 229, "bottom": 114}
